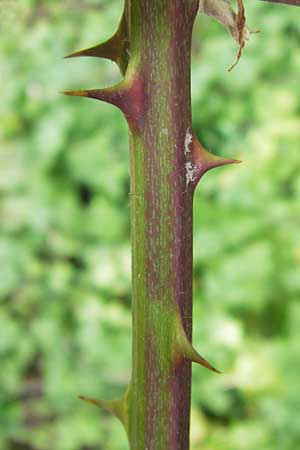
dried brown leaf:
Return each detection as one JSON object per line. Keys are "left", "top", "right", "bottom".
{"left": 199, "top": 0, "right": 254, "bottom": 71}
{"left": 228, "top": 0, "right": 246, "bottom": 71}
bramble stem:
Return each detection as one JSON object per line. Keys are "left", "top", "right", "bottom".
{"left": 67, "top": 1, "right": 232, "bottom": 449}
{"left": 127, "top": 2, "right": 201, "bottom": 449}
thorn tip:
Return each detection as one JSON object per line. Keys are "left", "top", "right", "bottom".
{"left": 175, "top": 319, "right": 222, "bottom": 374}
{"left": 63, "top": 90, "right": 88, "bottom": 98}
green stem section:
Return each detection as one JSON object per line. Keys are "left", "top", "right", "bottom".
{"left": 127, "top": 2, "right": 199, "bottom": 449}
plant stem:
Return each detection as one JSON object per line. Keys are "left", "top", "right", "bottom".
{"left": 127, "top": 2, "right": 205, "bottom": 449}
{"left": 65, "top": 1, "right": 236, "bottom": 448}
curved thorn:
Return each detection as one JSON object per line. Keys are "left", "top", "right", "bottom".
{"left": 185, "top": 134, "right": 241, "bottom": 188}
{"left": 64, "top": 39, "right": 118, "bottom": 60}
{"left": 64, "top": 13, "right": 129, "bottom": 73}
{"left": 184, "top": 344, "right": 222, "bottom": 374}
{"left": 174, "top": 319, "right": 221, "bottom": 374}
{"left": 63, "top": 74, "right": 145, "bottom": 130}
{"left": 197, "top": 147, "right": 242, "bottom": 171}
{"left": 63, "top": 86, "right": 125, "bottom": 110}
{"left": 79, "top": 395, "right": 129, "bottom": 430}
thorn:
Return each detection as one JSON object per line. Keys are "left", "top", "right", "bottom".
{"left": 64, "top": 37, "right": 121, "bottom": 63}
{"left": 174, "top": 320, "right": 221, "bottom": 374}
{"left": 184, "top": 345, "right": 222, "bottom": 374}
{"left": 64, "top": 46, "right": 98, "bottom": 59}
{"left": 63, "top": 85, "right": 125, "bottom": 110}
{"left": 79, "top": 395, "right": 129, "bottom": 430}
{"left": 79, "top": 395, "right": 109, "bottom": 408}
{"left": 64, "top": 13, "right": 129, "bottom": 73}
{"left": 63, "top": 75, "right": 145, "bottom": 130}
{"left": 63, "top": 90, "right": 88, "bottom": 97}
{"left": 189, "top": 137, "right": 241, "bottom": 187}
{"left": 198, "top": 147, "right": 242, "bottom": 171}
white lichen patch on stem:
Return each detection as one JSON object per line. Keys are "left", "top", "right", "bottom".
{"left": 184, "top": 128, "right": 193, "bottom": 155}
{"left": 185, "top": 162, "right": 197, "bottom": 185}
{"left": 184, "top": 128, "right": 196, "bottom": 185}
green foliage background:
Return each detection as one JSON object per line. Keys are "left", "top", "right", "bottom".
{"left": 1, "top": 1, "right": 300, "bottom": 449}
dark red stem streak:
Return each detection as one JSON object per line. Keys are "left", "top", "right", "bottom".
{"left": 168, "top": 3, "right": 199, "bottom": 448}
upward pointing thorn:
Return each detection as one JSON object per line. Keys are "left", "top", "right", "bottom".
{"left": 64, "top": 37, "right": 119, "bottom": 61}
{"left": 64, "top": 13, "right": 129, "bottom": 73}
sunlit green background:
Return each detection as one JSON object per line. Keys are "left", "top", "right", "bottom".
{"left": 1, "top": 1, "right": 300, "bottom": 449}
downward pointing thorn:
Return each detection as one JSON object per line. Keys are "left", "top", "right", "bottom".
{"left": 175, "top": 319, "right": 222, "bottom": 374}
{"left": 190, "top": 351, "right": 222, "bottom": 374}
